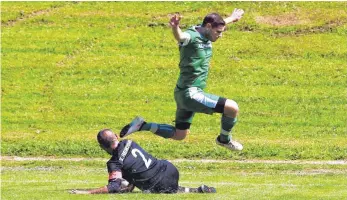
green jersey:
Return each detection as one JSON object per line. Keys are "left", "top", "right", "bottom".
{"left": 176, "top": 26, "right": 212, "bottom": 90}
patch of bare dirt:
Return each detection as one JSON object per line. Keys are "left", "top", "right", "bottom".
{"left": 256, "top": 13, "right": 308, "bottom": 26}
{"left": 2, "top": 4, "right": 66, "bottom": 27}
{"left": 3, "top": 9, "right": 48, "bottom": 26}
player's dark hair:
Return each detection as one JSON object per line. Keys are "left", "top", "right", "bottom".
{"left": 202, "top": 13, "right": 225, "bottom": 28}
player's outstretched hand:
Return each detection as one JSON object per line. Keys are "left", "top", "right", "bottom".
{"left": 229, "top": 8, "right": 245, "bottom": 23}
{"left": 169, "top": 13, "right": 181, "bottom": 27}
{"left": 69, "top": 189, "right": 90, "bottom": 194}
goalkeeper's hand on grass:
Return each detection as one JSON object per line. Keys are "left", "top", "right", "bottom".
{"left": 69, "top": 189, "right": 90, "bottom": 194}
{"left": 120, "top": 184, "right": 135, "bottom": 193}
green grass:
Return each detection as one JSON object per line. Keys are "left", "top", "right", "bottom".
{"left": 1, "top": 2, "right": 347, "bottom": 160}
{"left": 2, "top": 159, "right": 347, "bottom": 200}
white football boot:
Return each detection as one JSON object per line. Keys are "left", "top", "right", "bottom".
{"left": 120, "top": 116, "right": 145, "bottom": 138}
{"left": 216, "top": 136, "right": 243, "bottom": 151}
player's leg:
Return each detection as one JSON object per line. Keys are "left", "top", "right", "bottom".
{"left": 149, "top": 161, "right": 179, "bottom": 193}
{"left": 120, "top": 116, "right": 176, "bottom": 139}
{"left": 120, "top": 88, "right": 194, "bottom": 139}
{"left": 216, "top": 98, "right": 238, "bottom": 143}
{"left": 171, "top": 128, "right": 189, "bottom": 140}
{"left": 172, "top": 108, "right": 194, "bottom": 140}
{"left": 141, "top": 109, "right": 192, "bottom": 140}
{"left": 141, "top": 122, "right": 190, "bottom": 141}
{"left": 120, "top": 107, "right": 194, "bottom": 140}
{"left": 153, "top": 161, "right": 217, "bottom": 194}
{"left": 120, "top": 119, "right": 189, "bottom": 140}
{"left": 215, "top": 98, "right": 243, "bottom": 151}
{"left": 182, "top": 88, "right": 242, "bottom": 151}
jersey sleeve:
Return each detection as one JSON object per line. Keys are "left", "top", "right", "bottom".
{"left": 107, "top": 156, "right": 123, "bottom": 173}
{"left": 179, "top": 32, "right": 191, "bottom": 46}
{"left": 107, "top": 140, "right": 132, "bottom": 173}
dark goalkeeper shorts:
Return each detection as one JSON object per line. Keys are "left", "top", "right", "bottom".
{"left": 149, "top": 160, "right": 179, "bottom": 193}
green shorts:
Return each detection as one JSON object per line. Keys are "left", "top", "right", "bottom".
{"left": 174, "top": 87, "right": 225, "bottom": 129}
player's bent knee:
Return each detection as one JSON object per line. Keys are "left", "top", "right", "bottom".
{"left": 172, "top": 129, "right": 189, "bottom": 140}
{"left": 224, "top": 99, "right": 239, "bottom": 117}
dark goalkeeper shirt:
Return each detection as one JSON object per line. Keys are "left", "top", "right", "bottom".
{"left": 107, "top": 139, "right": 167, "bottom": 191}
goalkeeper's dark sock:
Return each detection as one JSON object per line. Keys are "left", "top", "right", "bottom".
{"left": 177, "top": 186, "right": 199, "bottom": 193}
{"left": 141, "top": 122, "right": 175, "bottom": 139}
{"left": 178, "top": 185, "right": 216, "bottom": 193}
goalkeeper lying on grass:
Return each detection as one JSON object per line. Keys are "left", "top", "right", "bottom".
{"left": 70, "top": 129, "right": 216, "bottom": 194}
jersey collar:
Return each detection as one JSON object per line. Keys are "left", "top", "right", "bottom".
{"left": 193, "top": 25, "right": 210, "bottom": 42}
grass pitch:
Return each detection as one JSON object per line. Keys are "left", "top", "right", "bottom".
{"left": 1, "top": 2, "right": 347, "bottom": 199}
{"left": 2, "top": 1, "right": 347, "bottom": 160}
{"left": 1, "top": 159, "right": 347, "bottom": 200}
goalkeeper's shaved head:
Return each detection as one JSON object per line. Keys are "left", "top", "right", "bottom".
{"left": 97, "top": 129, "right": 119, "bottom": 155}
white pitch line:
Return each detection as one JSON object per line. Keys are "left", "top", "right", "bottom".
{"left": 1, "top": 156, "right": 346, "bottom": 165}
{"left": 173, "top": 159, "right": 347, "bottom": 165}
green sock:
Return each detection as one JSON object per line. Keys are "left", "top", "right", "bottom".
{"left": 140, "top": 122, "right": 152, "bottom": 131}
{"left": 141, "top": 122, "right": 175, "bottom": 139}
{"left": 219, "top": 115, "right": 237, "bottom": 143}
{"left": 219, "top": 134, "right": 231, "bottom": 143}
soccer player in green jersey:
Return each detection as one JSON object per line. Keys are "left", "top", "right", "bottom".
{"left": 120, "top": 9, "right": 245, "bottom": 151}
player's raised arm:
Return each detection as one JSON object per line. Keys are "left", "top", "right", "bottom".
{"left": 169, "top": 14, "right": 190, "bottom": 44}
{"left": 223, "top": 8, "right": 245, "bottom": 25}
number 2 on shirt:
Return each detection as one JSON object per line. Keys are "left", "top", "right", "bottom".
{"left": 131, "top": 149, "right": 152, "bottom": 169}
